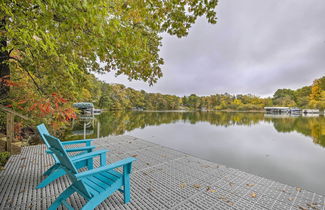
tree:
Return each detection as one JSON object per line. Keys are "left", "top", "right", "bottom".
{"left": 309, "top": 77, "right": 325, "bottom": 109}
{"left": 273, "top": 89, "right": 296, "bottom": 106}
{"left": 0, "top": 0, "right": 218, "bottom": 100}
{"left": 295, "top": 86, "right": 311, "bottom": 107}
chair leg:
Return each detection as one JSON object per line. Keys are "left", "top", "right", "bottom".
{"left": 124, "top": 174, "right": 130, "bottom": 204}
{"left": 48, "top": 185, "right": 75, "bottom": 210}
{"left": 43, "top": 164, "right": 59, "bottom": 176}
{"left": 81, "top": 194, "right": 109, "bottom": 210}
{"left": 36, "top": 168, "right": 66, "bottom": 189}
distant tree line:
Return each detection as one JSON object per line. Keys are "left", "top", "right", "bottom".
{"left": 88, "top": 76, "right": 325, "bottom": 111}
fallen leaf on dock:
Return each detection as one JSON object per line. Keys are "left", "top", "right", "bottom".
{"left": 250, "top": 192, "right": 257, "bottom": 198}
{"left": 296, "top": 187, "right": 302, "bottom": 192}
{"left": 146, "top": 163, "right": 150, "bottom": 165}
{"left": 288, "top": 197, "right": 293, "bottom": 201}
{"left": 306, "top": 202, "right": 319, "bottom": 209}
{"left": 246, "top": 183, "right": 255, "bottom": 187}
{"left": 179, "top": 183, "right": 187, "bottom": 189}
{"left": 131, "top": 154, "right": 138, "bottom": 157}
{"left": 206, "top": 186, "right": 216, "bottom": 193}
{"left": 218, "top": 196, "right": 226, "bottom": 200}
{"left": 229, "top": 182, "right": 234, "bottom": 186}
{"left": 298, "top": 206, "right": 307, "bottom": 210}
{"left": 193, "top": 184, "right": 201, "bottom": 189}
{"left": 226, "top": 200, "right": 234, "bottom": 206}
{"left": 142, "top": 172, "right": 148, "bottom": 176}
{"left": 147, "top": 188, "right": 153, "bottom": 192}
{"left": 201, "top": 165, "right": 210, "bottom": 168}
{"left": 218, "top": 197, "right": 234, "bottom": 206}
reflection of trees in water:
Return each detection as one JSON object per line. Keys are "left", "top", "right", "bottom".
{"left": 96, "top": 111, "right": 265, "bottom": 137}
{"left": 67, "top": 111, "right": 325, "bottom": 148}
{"left": 271, "top": 117, "right": 325, "bottom": 147}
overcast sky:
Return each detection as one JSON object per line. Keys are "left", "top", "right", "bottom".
{"left": 97, "top": 0, "right": 325, "bottom": 97}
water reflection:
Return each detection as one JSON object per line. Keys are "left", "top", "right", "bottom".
{"left": 64, "top": 111, "right": 325, "bottom": 194}
{"left": 66, "top": 111, "right": 325, "bottom": 147}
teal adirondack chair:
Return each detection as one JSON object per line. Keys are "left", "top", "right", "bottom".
{"left": 44, "top": 134, "right": 136, "bottom": 210}
{"left": 36, "top": 124, "right": 107, "bottom": 189}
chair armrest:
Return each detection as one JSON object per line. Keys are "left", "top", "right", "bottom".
{"left": 62, "top": 139, "right": 94, "bottom": 147}
{"left": 65, "top": 146, "right": 95, "bottom": 153}
{"left": 46, "top": 146, "right": 95, "bottom": 155}
{"left": 71, "top": 149, "right": 107, "bottom": 163}
{"left": 76, "top": 157, "right": 136, "bottom": 180}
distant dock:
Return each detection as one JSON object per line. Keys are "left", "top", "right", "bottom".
{"left": 264, "top": 107, "right": 301, "bottom": 114}
{"left": 0, "top": 135, "right": 324, "bottom": 209}
{"left": 264, "top": 107, "right": 324, "bottom": 115}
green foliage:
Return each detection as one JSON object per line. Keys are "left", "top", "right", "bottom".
{"left": 94, "top": 75, "right": 325, "bottom": 111}
{"left": 271, "top": 76, "right": 325, "bottom": 109}
{"left": 95, "top": 81, "right": 271, "bottom": 111}
{"left": 0, "top": 0, "right": 219, "bottom": 130}
{"left": 1, "top": 0, "right": 218, "bottom": 92}
{"left": 309, "top": 77, "right": 325, "bottom": 110}
{"left": 273, "top": 89, "right": 296, "bottom": 106}
{"left": 0, "top": 152, "right": 10, "bottom": 167}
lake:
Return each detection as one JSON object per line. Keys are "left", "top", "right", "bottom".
{"left": 65, "top": 111, "right": 325, "bottom": 195}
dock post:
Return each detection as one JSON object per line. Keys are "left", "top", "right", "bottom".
{"left": 83, "top": 122, "right": 86, "bottom": 139}
{"left": 97, "top": 121, "right": 100, "bottom": 138}
{"left": 6, "top": 112, "right": 14, "bottom": 153}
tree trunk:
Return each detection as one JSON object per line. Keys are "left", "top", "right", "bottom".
{"left": 0, "top": 17, "right": 10, "bottom": 101}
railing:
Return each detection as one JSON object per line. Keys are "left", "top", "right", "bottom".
{"left": 0, "top": 105, "right": 31, "bottom": 153}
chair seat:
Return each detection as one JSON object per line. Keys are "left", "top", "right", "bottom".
{"left": 83, "top": 170, "right": 123, "bottom": 196}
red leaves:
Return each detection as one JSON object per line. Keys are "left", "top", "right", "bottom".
{"left": 0, "top": 76, "right": 20, "bottom": 87}
{"left": 13, "top": 92, "right": 77, "bottom": 124}
{"left": 29, "top": 103, "right": 38, "bottom": 111}
{"left": 17, "top": 100, "right": 28, "bottom": 105}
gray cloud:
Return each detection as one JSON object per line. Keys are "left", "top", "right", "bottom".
{"left": 98, "top": 0, "right": 325, "bottom": 97}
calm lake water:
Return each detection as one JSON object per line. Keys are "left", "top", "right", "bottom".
{"left": 65, "top": 111, "right": 325, "bottom": 195}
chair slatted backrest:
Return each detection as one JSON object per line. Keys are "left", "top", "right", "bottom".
{"left": 36, "top": 124, "right": 51, "bottom": 148}
{"left": 44, "top": 134, "right": 92, "bottom": 198}
{"left": 36, "top": 124, "right": 59, "bottom": 163}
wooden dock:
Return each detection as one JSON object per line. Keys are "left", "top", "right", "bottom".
{"left": 0, "top": 135, "right": 324, "bottom": 209}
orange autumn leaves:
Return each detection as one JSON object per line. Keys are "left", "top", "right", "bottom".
{"left": 2, "top": 76, "right": 76, "bottom": 129}
{"left": 27, "top": 93, "right": 76, "bottom": 121}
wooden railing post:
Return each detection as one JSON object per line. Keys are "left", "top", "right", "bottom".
{"left": 0, "top": 105, "right": 31, "bottom": 154}
{"left": 6, "top": 112, "right": 14, "bottom": 153}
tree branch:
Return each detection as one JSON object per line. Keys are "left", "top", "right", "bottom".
{"left": 8, "top": 56, "right": 44, "bottom": 95}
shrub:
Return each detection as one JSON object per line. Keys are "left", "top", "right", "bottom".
{"left": 0, "top": 152, "right": 11, "bottom": 167}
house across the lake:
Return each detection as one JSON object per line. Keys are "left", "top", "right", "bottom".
{"left": 73, "top": 102, "right": 102, "bottom": 116}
